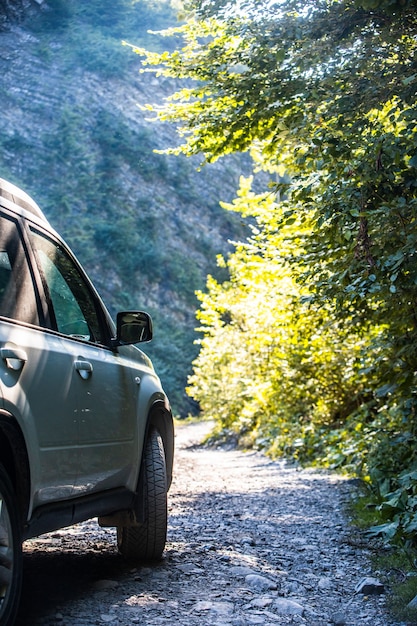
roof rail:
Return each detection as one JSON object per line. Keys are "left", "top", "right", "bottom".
{"left": 0, "top": 178, "right": 47, "bottom": 221}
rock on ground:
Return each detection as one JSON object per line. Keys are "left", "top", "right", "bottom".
{"left": 16, "top": 420, "right": 405, "bottom": 626}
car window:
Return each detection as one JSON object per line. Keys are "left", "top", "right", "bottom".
{"left": 0, "top": 213, "right": 40, "bottom": 326}
{"left": 30, "top": 229, "right": 105, "bottom": 343}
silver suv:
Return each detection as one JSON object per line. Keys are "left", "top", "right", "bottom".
{"left": 0, "top": 178, "right": 174, "bottom": 625}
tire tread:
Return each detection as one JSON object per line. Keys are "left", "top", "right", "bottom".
{"left": 117, "top": 429, "right": 167, "bottom": 561}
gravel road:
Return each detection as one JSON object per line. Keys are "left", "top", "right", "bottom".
{"left": 15, "top": 420, "right": 402, "bottom": 626}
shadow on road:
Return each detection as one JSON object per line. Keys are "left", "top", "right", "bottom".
{"left": 16, "top": 539, "right": 127, "bottom": 624}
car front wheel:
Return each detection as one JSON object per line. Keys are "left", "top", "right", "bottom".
{"left": 0, "top": 464, "right": 22, "bottom": 626}
{"left": 117, "top": 428, "right": 168, "bottom": 562}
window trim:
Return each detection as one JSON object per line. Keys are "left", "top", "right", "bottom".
{"left": 0, "top": 209, "right": 46, "bottom": 328}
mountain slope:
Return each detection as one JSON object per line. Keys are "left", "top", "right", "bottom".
{"left": 0, "top": 0, "right": 252, "bottom": 413}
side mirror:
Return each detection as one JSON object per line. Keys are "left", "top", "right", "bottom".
{"left": 115, "top": 311, "right": 153, "bottom": 345}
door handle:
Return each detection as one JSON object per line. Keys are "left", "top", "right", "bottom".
{"left": 1, "top": 347, "right": 28, "bottom": 371}
{"left": 74, "top": 360, "right": 93, "bottom": 380}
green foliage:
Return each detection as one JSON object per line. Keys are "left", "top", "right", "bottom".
{"left": 136, "top": 0, "right": 417, "bottom": 549}
{"left": 91, "top": 109, "right": 167, "bottom": 182}
{"left": 187, "top": 183, "right": 386, "bottom": 457}
{"left": 94, "top": 217, "right": 162, "bottom": 278}
{"left": 143, "top": 309, "right": 201, "bottom": 413}
{"left": 349, "top": 491, "right": 417, "bottom": 623}
{"left": 388, "top": 575, "right": 417, "bottom": 625}
{"left": 28, "top": 0, "right": 178, "bottom": 75}
{"left": 35, "top": 0, "right": 74, "bottom": 32}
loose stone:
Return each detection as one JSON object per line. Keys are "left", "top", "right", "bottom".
{"left": 355, "top": 576, "right": 385, "bottom": 595}
{"left": 331, "top": 611, "right": 347, "bottom": 625}
{"left": 245, "top": 574, "right": 278, "bottom": 592}
{"left": 273, "top": 597, "right": 305, "bottom": 615}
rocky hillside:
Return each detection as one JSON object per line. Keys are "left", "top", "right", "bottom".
{"left": 0, "top": 0, "right": 253, "bottom": 413}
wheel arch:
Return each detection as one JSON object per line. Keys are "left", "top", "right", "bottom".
{"left": 0, "top": 410, "right": 31, "bottom": 526}
{"left": 147, "top": 401, "right": 174, "bottom": 490}
{"left": 98, "top": 400, "right": 173, "bottom": 530}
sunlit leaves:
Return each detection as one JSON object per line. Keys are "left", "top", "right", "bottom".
{"left": 138, "top": 0, "right": 417, "bottom": 542}
{"left": 186, "top": 184, "right": 385, "bottom": 452}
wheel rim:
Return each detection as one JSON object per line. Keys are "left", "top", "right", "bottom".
{"left": 0, "top": 496, "right": 14, "bottom": 618}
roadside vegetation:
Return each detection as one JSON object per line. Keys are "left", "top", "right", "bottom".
{"left": 135, "top": 0, "right": 417, "bottom": 609}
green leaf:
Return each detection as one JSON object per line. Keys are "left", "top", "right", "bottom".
{"left": 367, "top": 521, "right": 399, "bottom": 540}
{"left": 375, "top": 383, "right": 397, "bottom": 398}
{"left": 404, "top": 515, "right": 417, "bottom": 534}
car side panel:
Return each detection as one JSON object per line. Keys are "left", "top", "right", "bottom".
{"left": 71, "top": 341, "right": 139, "bottom": 495}
{"left": 73, "top": 342, "right": 169, "bottom": 497}
{"left": 0, "top": 321, "right": 79, "bottom": 510}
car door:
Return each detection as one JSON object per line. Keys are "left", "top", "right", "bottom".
{"left": 0, "top": 211, "right": 79, "bottom": 509}
{"left": 29, "top": 226, "right": 139, "bottom": 495}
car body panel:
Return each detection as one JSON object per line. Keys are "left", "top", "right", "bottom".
{"left": 0, "top": 321, "right": 79, "bottom": 507}
{"left": 71, "top": 341, "right": 139, "bottom": 495}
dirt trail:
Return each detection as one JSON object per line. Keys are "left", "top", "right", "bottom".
{"left": 16, "top": 420, "right": 401, "bottom": 626}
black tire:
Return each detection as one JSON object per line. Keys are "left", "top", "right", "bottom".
{"left": 117, "top": 428, "right": 167, "bottom": 562}
{"left": 0, "top": 465, "right": 22, "bottom": 626}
